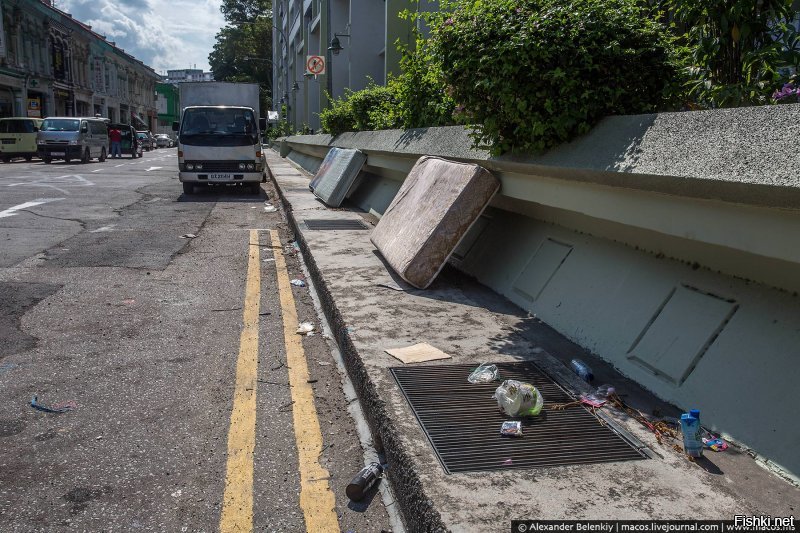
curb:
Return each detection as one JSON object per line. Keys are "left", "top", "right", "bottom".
{"left": 268, "top": 158, "right": 449, "bottom": 533}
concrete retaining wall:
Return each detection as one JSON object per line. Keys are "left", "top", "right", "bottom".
{"left": 281, "top": 104, "right": 800, "bottom": 481}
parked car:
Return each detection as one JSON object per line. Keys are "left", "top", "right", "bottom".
{"left": 37, "top": 117, "right": 109, "bottom": 163}
{"left": 136, "top": 131, "right": 154, "bottom": 151}
{"left": 0, "top": 117, "right": 44, "bottom": 162}
{"left": 155, "top": 134, "right": 173, "bottom": 148}
{"left": 108, "top": 123, "right": 142, "bottom": 158}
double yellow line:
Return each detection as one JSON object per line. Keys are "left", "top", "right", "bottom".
{"left": 219, "top": 230, "right": 338, "bottom": 532}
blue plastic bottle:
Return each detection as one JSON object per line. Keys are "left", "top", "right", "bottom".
{"left": 570, "top": 359, "right": 594, "bottom": 382}
{"left": 680, "top": 413, "right": 703, "bottom": 458}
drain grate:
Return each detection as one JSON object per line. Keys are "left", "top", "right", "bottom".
{"left": 391, "top": 362, "right": 648, "bottom": 474}
{"left": 303, "top": 219, "right": 368, "bottom": 231}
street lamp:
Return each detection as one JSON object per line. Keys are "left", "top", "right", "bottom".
{"left": 327, "top": 33, "right": 350, "bottom": 56}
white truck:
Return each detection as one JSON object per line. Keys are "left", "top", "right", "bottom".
{"left": 173, "top": 82, "right": 266, "bottom": 195}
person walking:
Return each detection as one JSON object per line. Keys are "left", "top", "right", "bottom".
{"left": 109, "top": 126, "right": 122, "bottom": 158}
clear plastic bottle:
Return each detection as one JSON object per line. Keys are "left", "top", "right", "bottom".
{"left": 570, "top": 359, "right": 594, "bottom": 382}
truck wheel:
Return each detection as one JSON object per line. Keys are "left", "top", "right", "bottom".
{"left": 250, "top": 183, "right": 261, "bottom": 195}
{"left": 1, "top": 157, "right": 9, "bottom": 163}
{"left": 25, "top": 156, "right": 32, "bottom": 162}
{"left": 81, "top": 148, "right": 90, "bottom": 164}
{"left": 182, "top": 183, "right": 194, "bottom": 194}
{"left": 99, "top": 148, "right": 107, "bottom": 162}
{"left": 43, "top": 157, "right": 52, "bottom": 164}
{"left": 65, "top": 157, "right": 71, "bottom": 163}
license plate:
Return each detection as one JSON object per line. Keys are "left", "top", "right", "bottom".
{"left": 209, "top": 173, "right": 232, "bottom": 180}
{"left": 51, "top": 152, "right": 65, "bottom": 156}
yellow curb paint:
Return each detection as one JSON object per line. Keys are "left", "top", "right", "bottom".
{"left": 271, "top": 230, "right": 339, "bottom": 532}
{"left": 220, "top": 230, "right": 261, "bottom": 532}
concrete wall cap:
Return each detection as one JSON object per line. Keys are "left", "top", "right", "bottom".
{"left": 286, "top": 104, "right": 800, "bottom": 210}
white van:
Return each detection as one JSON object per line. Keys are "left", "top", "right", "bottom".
{"left": 36, "top": 117, "right": 109, "bottom": 163}
{"left": 0, "top": 117, "right": 44, "bottom": 162}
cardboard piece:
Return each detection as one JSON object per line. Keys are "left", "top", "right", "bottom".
{"left": 385, "top": 343, "right": 452, "bottom": 364}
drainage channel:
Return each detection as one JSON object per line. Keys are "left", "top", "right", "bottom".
{"left": 391, "top": 362, "right": 648, "bottom": 474}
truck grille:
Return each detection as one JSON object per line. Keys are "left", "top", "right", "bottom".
{"left": 183, "top": 161, "right": 252, "bottom": 172}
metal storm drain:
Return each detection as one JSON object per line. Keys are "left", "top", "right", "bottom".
{"left": 303, "top": 219, "right": 368, "bottom": 231}
{"left": 390, "top": 362, "right": 648, "bottom": 474}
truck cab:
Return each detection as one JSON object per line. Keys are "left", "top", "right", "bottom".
{"left": 174, "top": 106, "right": 266, "bottom": 195}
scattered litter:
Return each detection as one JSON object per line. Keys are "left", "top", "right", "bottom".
{"left": 250, "top": 206, "right": 257, "bottom": 209}
{"left": 385, "top": 342, "right": 452, "bottom": 364}
{"left": 502, "top": 458, "right": 513, "bottom": 466}
{"left": 500, "top": 421, "right": 523, "bottom": 437}
{"left": 31, "top": 395, "right": 77, "bottom": 413}
{"left": 306, "top": 379, "right": 318, "bottom": 384}
{"left": 680, "top": 410, "right": 704, "bottom": 458}
{"left": 570, "top": 358, "right": 594, "bottom": 382}
{"left": 95, "top": 435, "right": 103, "bottom": 440}
{"left": 376, "top": 281, "right": 409, "bottom": 292}
{"left": 494, "top": 380, "right": 543, "bottom": 417}
{"left": 702, "top": 436, "right": 728, "bottom": 452}
{"left": 121, "top": 299, "right": 136, "bottom": 305}
{"left": 264, "top": 206, "right": 278, "bottom": 213}
{"left": 580, "top": 384, "right": 615, "bottom": 407}
{"left": 179, "top": 233, "right": 197, "bottom": 239}
{"left": 262, "top": 258, "right": 275, "bottom": 262}
{"left": 318, "top": 361, "right": 331, "bottom": 366}
{"left": 290, "top": 279, "right": 306, "bottom": 287}
{"left": 296, "top": 322, "right": 315, "bottom": 335}
{"left": 346, "top": 462, "right": 384, "bottom": 502}
{"left": 468, "top": 363, "right": 499, "bottom": 384}
{"left": 211, "top": 307, "right": 242, "bottom": 312}
{"left": 258, "top": 311, "right": 272, "bottom": 316}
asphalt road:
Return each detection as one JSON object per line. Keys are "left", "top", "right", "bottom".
{"left": 0, "top": 150, "right": 392, "bottom": 532}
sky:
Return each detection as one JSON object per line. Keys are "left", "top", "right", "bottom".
{"left": 58, "top": 0, "right": 225, "bottom": 74}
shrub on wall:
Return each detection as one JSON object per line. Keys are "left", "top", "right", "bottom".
{"left": 430, "top": 0, "right": 678, "bottom": 154}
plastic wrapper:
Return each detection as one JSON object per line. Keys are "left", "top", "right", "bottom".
{"left": 580, "top": 384, "right": 615, "bottom": 407}
{"left": 500, "top": 421, "right": 523, "bottom": 437}
{"left": 493, "top": 379, "right": 544, "bottom": 417}
{"left": 468, "top": 363, "right": 499, "bottom": 384}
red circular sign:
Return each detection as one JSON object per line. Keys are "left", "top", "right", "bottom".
{"left": 306, "top": 55, "right": 325, "bottom": 75}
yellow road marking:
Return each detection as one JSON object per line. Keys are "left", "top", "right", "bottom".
{"left": 271, "top": 230, "right": 339, "bottom": 531}
{"left": 220, "top": 230, "right": 261, "bottom": 532}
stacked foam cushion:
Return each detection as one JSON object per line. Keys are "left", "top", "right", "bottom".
{"left": 371, "top": 156, "right": 500, "bottom": 289}
{"left": 309, "top": 147, "right": 367, "bottom": 207}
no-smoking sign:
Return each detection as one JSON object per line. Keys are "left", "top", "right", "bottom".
{"left": 306, "top": 55, "right": 325, "bottom": 76}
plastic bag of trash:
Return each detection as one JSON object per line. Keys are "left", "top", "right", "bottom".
{"left": 493, "top": 379, "right": 543, "bottom": 417}
{"left": 468, "top": 363, "right": 499, "bottom": 384}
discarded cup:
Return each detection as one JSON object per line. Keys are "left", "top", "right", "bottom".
{"left": 680, "top": 412, "right": 704, "bottom": 458}
{"left": 290, "top": 279, "right": 306, "bottom": 287}
{"left": 570, "top": 359, "right": 594, "bottom": 382}
{"left": 346, "top": 462, "right": 384, "bottom": 502}
{"left": 467, "top": 363, "right": 499, "bottom": 384}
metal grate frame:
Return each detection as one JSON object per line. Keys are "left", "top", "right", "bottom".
{"left": 391, "top": 362, "right": 648, "bottom": 474}
{"left": 303, "top": 219, "right": 368, "bottom": 231}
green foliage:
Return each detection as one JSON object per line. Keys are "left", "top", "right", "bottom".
{"left": 667, "top": 0, "right": 799, "bottom": 108}
{"left": 208, "top": 0, "right": 273, "bottom": 113}
{"left": 430, "top": 0, "right": 677, "bottom": 154}
{"left": 320, "top": 29, "right": 458, "bottom": 136}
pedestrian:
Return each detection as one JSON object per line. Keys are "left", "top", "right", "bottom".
{"left": 109, "top": 126, "right": 122, "bottom": 158}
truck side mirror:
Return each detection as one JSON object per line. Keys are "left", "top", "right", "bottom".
{"left": 81, "top": 124, "right": 88, "bottom": 133}
{"left": 172, "top": 121, "right": 179, "bottom": 131}
{"left": 259, "top": 118, "right": 267, "bottom": 131}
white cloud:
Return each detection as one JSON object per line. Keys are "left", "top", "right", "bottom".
{"left": 59, "top": 0, "right": 225, "bottom": 73}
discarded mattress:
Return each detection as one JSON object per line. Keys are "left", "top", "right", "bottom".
{"left": 309, "top": 147, "right": 367, "bottom": 207}
{"left": 371, "top": 156, "right": 500, "bottom": 289}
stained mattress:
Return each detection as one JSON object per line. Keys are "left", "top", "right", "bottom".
{"left": 309, "top": 147, "right": 367, "bottom": 207}
{"left": 371, "top": 156, "right": 499, "bottom": 289}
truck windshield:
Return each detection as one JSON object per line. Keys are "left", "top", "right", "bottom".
{"left": 181, "top": 108, "right": 256, "bottom": 136}
{"left": 42, "top": 119, "right": 80, "bottom": 132}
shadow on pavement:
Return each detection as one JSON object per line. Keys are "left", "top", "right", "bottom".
{"left": 177, "top": 185, "right": 266, "bottom": 203}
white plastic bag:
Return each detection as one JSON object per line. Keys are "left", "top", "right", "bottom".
{"left": 493, "top": 379, "right": 544, "bottom": 417}
{"left": 468, "top": 363, "right": 499, "bottom": 383}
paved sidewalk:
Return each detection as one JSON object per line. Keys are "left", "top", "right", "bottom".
{"left": 265, "top": 150, "right": 799, "bottom": 532}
